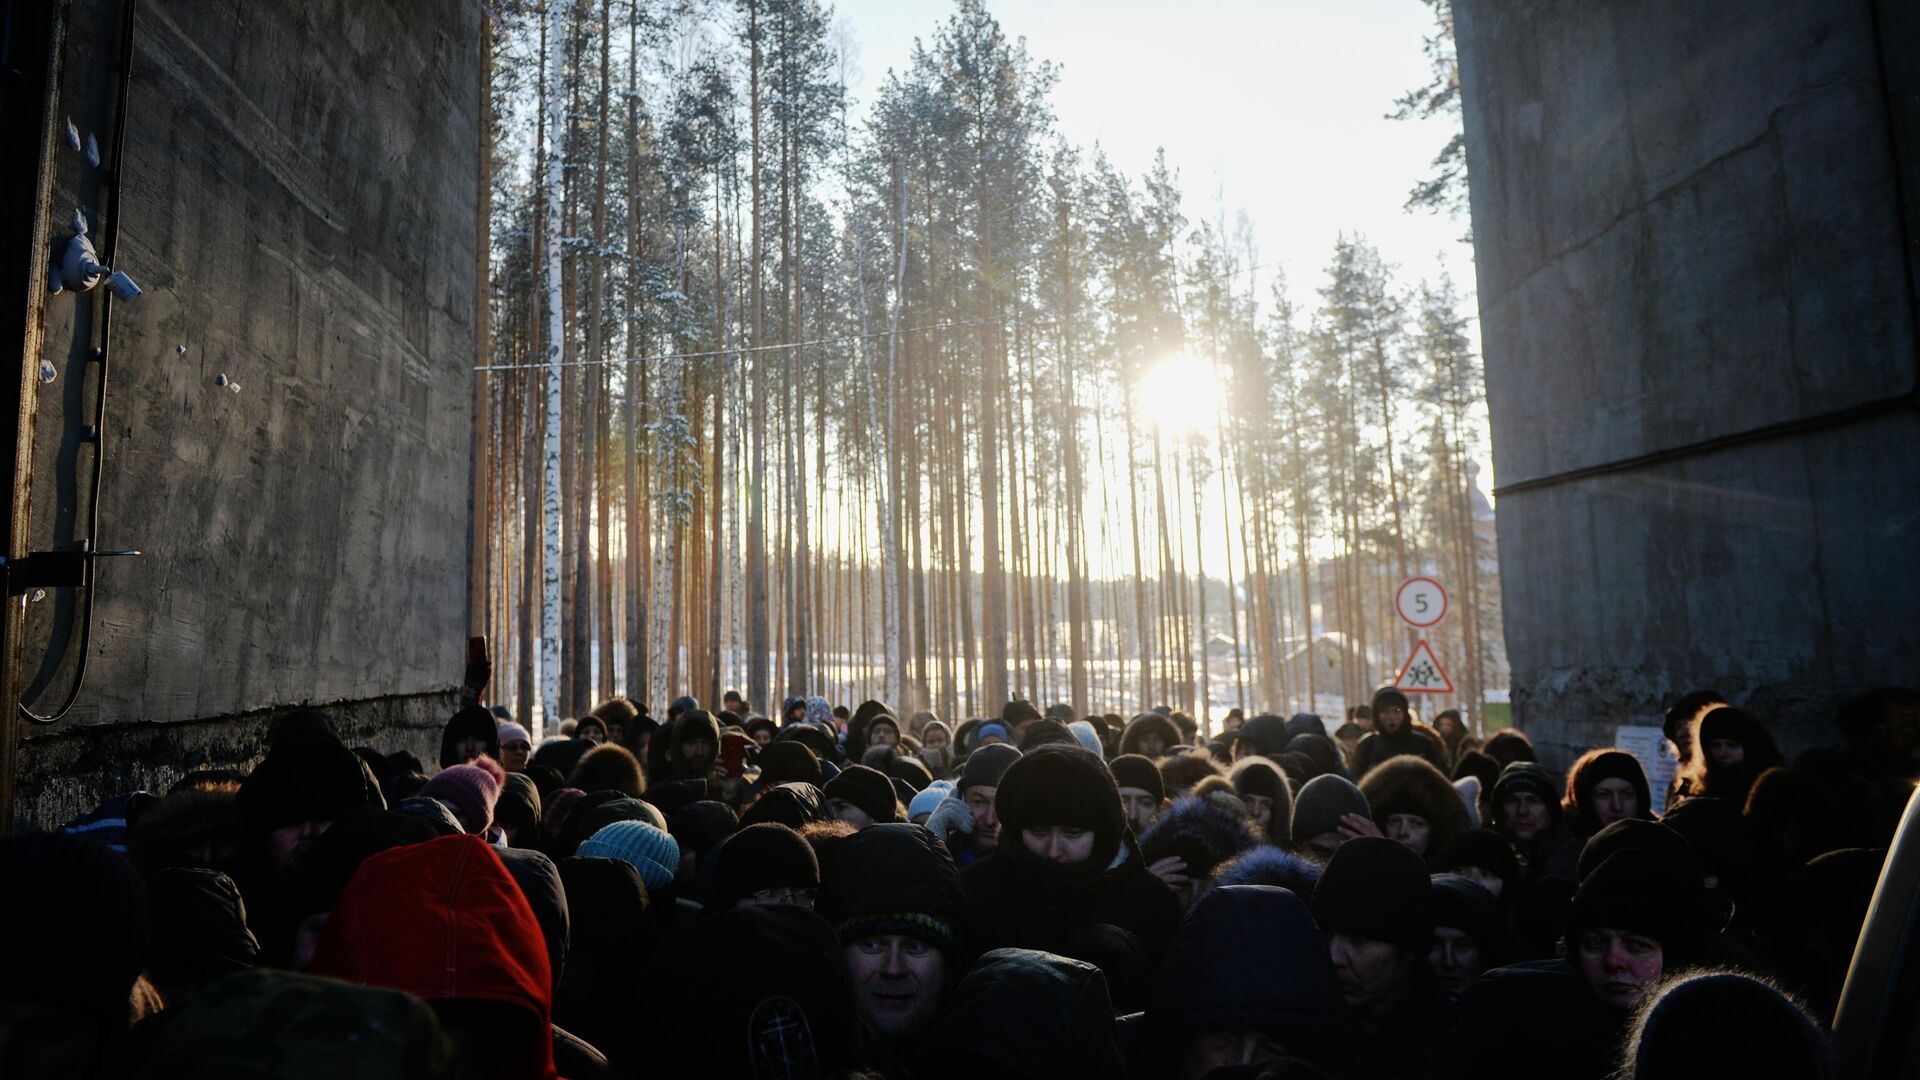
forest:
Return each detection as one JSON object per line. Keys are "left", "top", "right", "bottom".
{"left": 471, "top": 0, "right": 1496, "bottom": 731}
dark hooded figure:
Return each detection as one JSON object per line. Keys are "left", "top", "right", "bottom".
{"left": 1429, "top": 874, "right": 1518, "bottom": 997}
{"left": 708, "top": 822, "right": 821, "bottom": 911}
{"left": 1145, "top": 885, "right": 1351, "bottom": 1080}
{"left": 1231, "top": 757, "right": 1294, "bottom": 844}
{"left": 1358, "top": 754, "right": 1472, "bottom": 867}
{"left": 1480, "top": 729, "right": 1537, "bottom": 769}
{"left": 1678, "top": 706, "right": 1783, "bottom": 807}
{"left": 1562, "top": 749, "right": 1655, "bottom": 838}
{"left": 0, "top": 832, "right": 152, "bottom": 1079}
{"left": 641, "top": 905, "right": 881, "bottom": 1078}
{"left": 1348, "top": 687, "right": 1449, "bottom": 778}
{"left": 844, "top": 699, "right": 896, "bottom": 761}
{"left": 818, "top": 823, "right": 969, "bottom": 1056}
{"left": 1285, "top": 733, "right": 1353, "bottom": 782}
{"left": 961, "top": 744, "right": 1182, "bottom": 962}
{"left": 1488, "top": 761, "right": 1565, "bottom": 881}
{"left": 915, "top": 948, "right": 1125, "bottom": 1079}
{"left": 554, "top": 855, "right": 658, "bottom": 1071}
{"left": 740, "top": 781, "right": 829, "bottom": 830}
{"left": 666, "top": 708, "right": 722, "bottom": 782}
{"left": 143, "top": 867, "right": 260, "bottom": 1005}
{"left": 1310, "top": 836, "right": 1453, "bottom": 1080}
{"left": 1235, "top": 713, "right": 1294, "bottom": 760}
{"left": 1435, "top": 828, "right": 1522, "bottom": 904}
{"left": 1121, "top": 712, "right": 1184, "bottom": 758}
{"left": 438, "top": 705, "right": 501, "bottom": 770}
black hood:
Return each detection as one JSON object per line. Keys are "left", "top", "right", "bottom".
{"left": 1149, "top": 885, "right": 1344, "bottom": 1042}
{"left": 916, "top": 947, "right": 1123, "bottom": 1078}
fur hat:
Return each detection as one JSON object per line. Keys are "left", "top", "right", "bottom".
{"left": 1359, "top": 754, "right": 1472, "bottom": 863}
{"left": 1140, "top": 795, "right": 1261, "bottom": 879}
{"left": 1213, "top": 845, "right": 1324, "bottom": 904}
{"left": 1119, "top": 712, "right": 1183, "bottom": 757}
{"left": 570, "top": 742, "right": 646, "bottom": 798}
{"left": 1311, "top": 836, "right": 1433, "bottom": 953}
{"left": 741, "top": 783, "right": 828, "bottom": 830}
{"left": 823, "top": 765, "right": 900, "bottom": 824}
{"left": 1158, "top": 748, "right": 1225, "bottom": 796}
{"left": 1290, "top": 774, "right": 1370, "bottom": 846}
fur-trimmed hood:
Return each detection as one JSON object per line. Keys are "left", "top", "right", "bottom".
{"left": 1358, "top": 754, "right": 1472, "bottom": 866}
{"left": 1139, "top": 795, "right": 1260, "bottom": 880}
{"left": 1213, "top": 844, "right": 1324, "bottom": 905}
{"left": 1119, "top": 712, "right": 1182, "bottom": 757}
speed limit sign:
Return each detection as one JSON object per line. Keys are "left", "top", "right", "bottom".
{"left": 1396, "top": 577, "right": 1448, "bottom": 628}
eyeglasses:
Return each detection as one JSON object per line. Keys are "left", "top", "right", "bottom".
{"left": 747, "top": 887, "right": 816, "bottom": 907}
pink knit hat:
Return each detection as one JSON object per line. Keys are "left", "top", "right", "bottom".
{"left": 420, "top": 758, "right": 505, "bottom": 834}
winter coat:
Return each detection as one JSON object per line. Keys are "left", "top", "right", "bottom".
{"left": 638, "top": 905, "right": 882, "bottom": 1078}
{"left": 1144, "top": 885, "right": 1350, "bottom": 1072}
{"left": 1445, "top": 960, "right": 1623, "bottom": 1080}
{"left": 310, "top": 834, "right": 558, "bottom": 1080}
{"left": 961, "top": 835, "right": 1182, "bottom": 963}
{"left": 1351, "top": 967, "right": 1454, "bottom": 1080}
{"left": 915, "top": 948, "right": 1124, "bottom": 1079}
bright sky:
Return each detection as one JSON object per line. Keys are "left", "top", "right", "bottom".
{"left": 825, "top": 0, "right": 1487, "bottom": 578}
{"left": 831, "top": 0, "right": 1479, "bottom": 334}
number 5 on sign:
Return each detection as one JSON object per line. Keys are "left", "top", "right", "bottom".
{"left": 1396, "top": 577, "right": 1448, "bottom": 628}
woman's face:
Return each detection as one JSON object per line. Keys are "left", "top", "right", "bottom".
{"left": 1455, "top": 864, "right": 1505, "bottom": 899}
{"left": 925, "top": 727, "right": 949, "bottom": 751}
{"left": 1707, "top": 738, "right": 1744, "bottom": 767}
{"left": 501, "top": 739, "right": 532, "bottom": 771}
{"left": 1385, "top": 812, "right": 1431, "bottom": 855}
{"left": 1245, "top": 794, "right": 1274, "bottom": 830}
{"left": 752, "top": 727, "right": 774, "bottom": 749}
{"left": 1022, "top": 825, "right": 1095, "bottom": 865}
{"left": 1590, "top": 777, "right": 1640, "bottom": 825}
{"left": 577, "top": 722, "right": 606, "bottom": 745}
{"left": 455, "top": 736, "right": 489, "bottom": 764}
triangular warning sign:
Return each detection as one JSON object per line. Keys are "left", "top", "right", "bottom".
{"left": 1394, "top": 639, "right": 1454, "bottom": 694}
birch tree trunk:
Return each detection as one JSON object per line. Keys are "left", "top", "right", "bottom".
{"left": 539, "top": 0, "right": 574, "bottom": 733}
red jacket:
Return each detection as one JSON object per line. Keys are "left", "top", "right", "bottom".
{"left": 311, "top": 834, "right": 557, "bottom": 1080}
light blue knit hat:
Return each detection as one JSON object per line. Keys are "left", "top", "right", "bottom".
{"left": 908, "top": 780, "right": 956, "bottom": 821}
{"left": 1068, "top": 720, "right": 1105, "bottom": 756}
{"left": 577, "top": 820, "right": 681, "bottom": 891}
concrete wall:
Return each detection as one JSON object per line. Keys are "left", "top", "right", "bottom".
{"left": 1456, "top": 1, "right": 1920, "bottom": 764}
{"left": 14, "top": 0, "right": 482, "bottom": 826}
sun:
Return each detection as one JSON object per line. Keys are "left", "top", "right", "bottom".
{"left": 1134, "top": 352, "right": 1224, "bottom": 439}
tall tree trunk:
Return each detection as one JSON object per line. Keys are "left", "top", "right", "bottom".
{"left": 538, "top": 0, "right": 574, "bottom": 732}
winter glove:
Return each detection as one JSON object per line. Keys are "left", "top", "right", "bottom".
{"left": 925, "top": 796, "right": 975, "bottom": 847}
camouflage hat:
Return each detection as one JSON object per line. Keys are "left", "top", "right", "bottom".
{"left": 139, "top": 968, "right": 450, "bottom": 1079}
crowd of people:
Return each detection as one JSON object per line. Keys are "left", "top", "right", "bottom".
{"left": 5, "top": 679, "right": 1917, "bottom": 1079}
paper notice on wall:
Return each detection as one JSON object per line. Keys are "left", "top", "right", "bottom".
{"left": 1614, "top": 724, "right": 1680, "bottom": 816}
